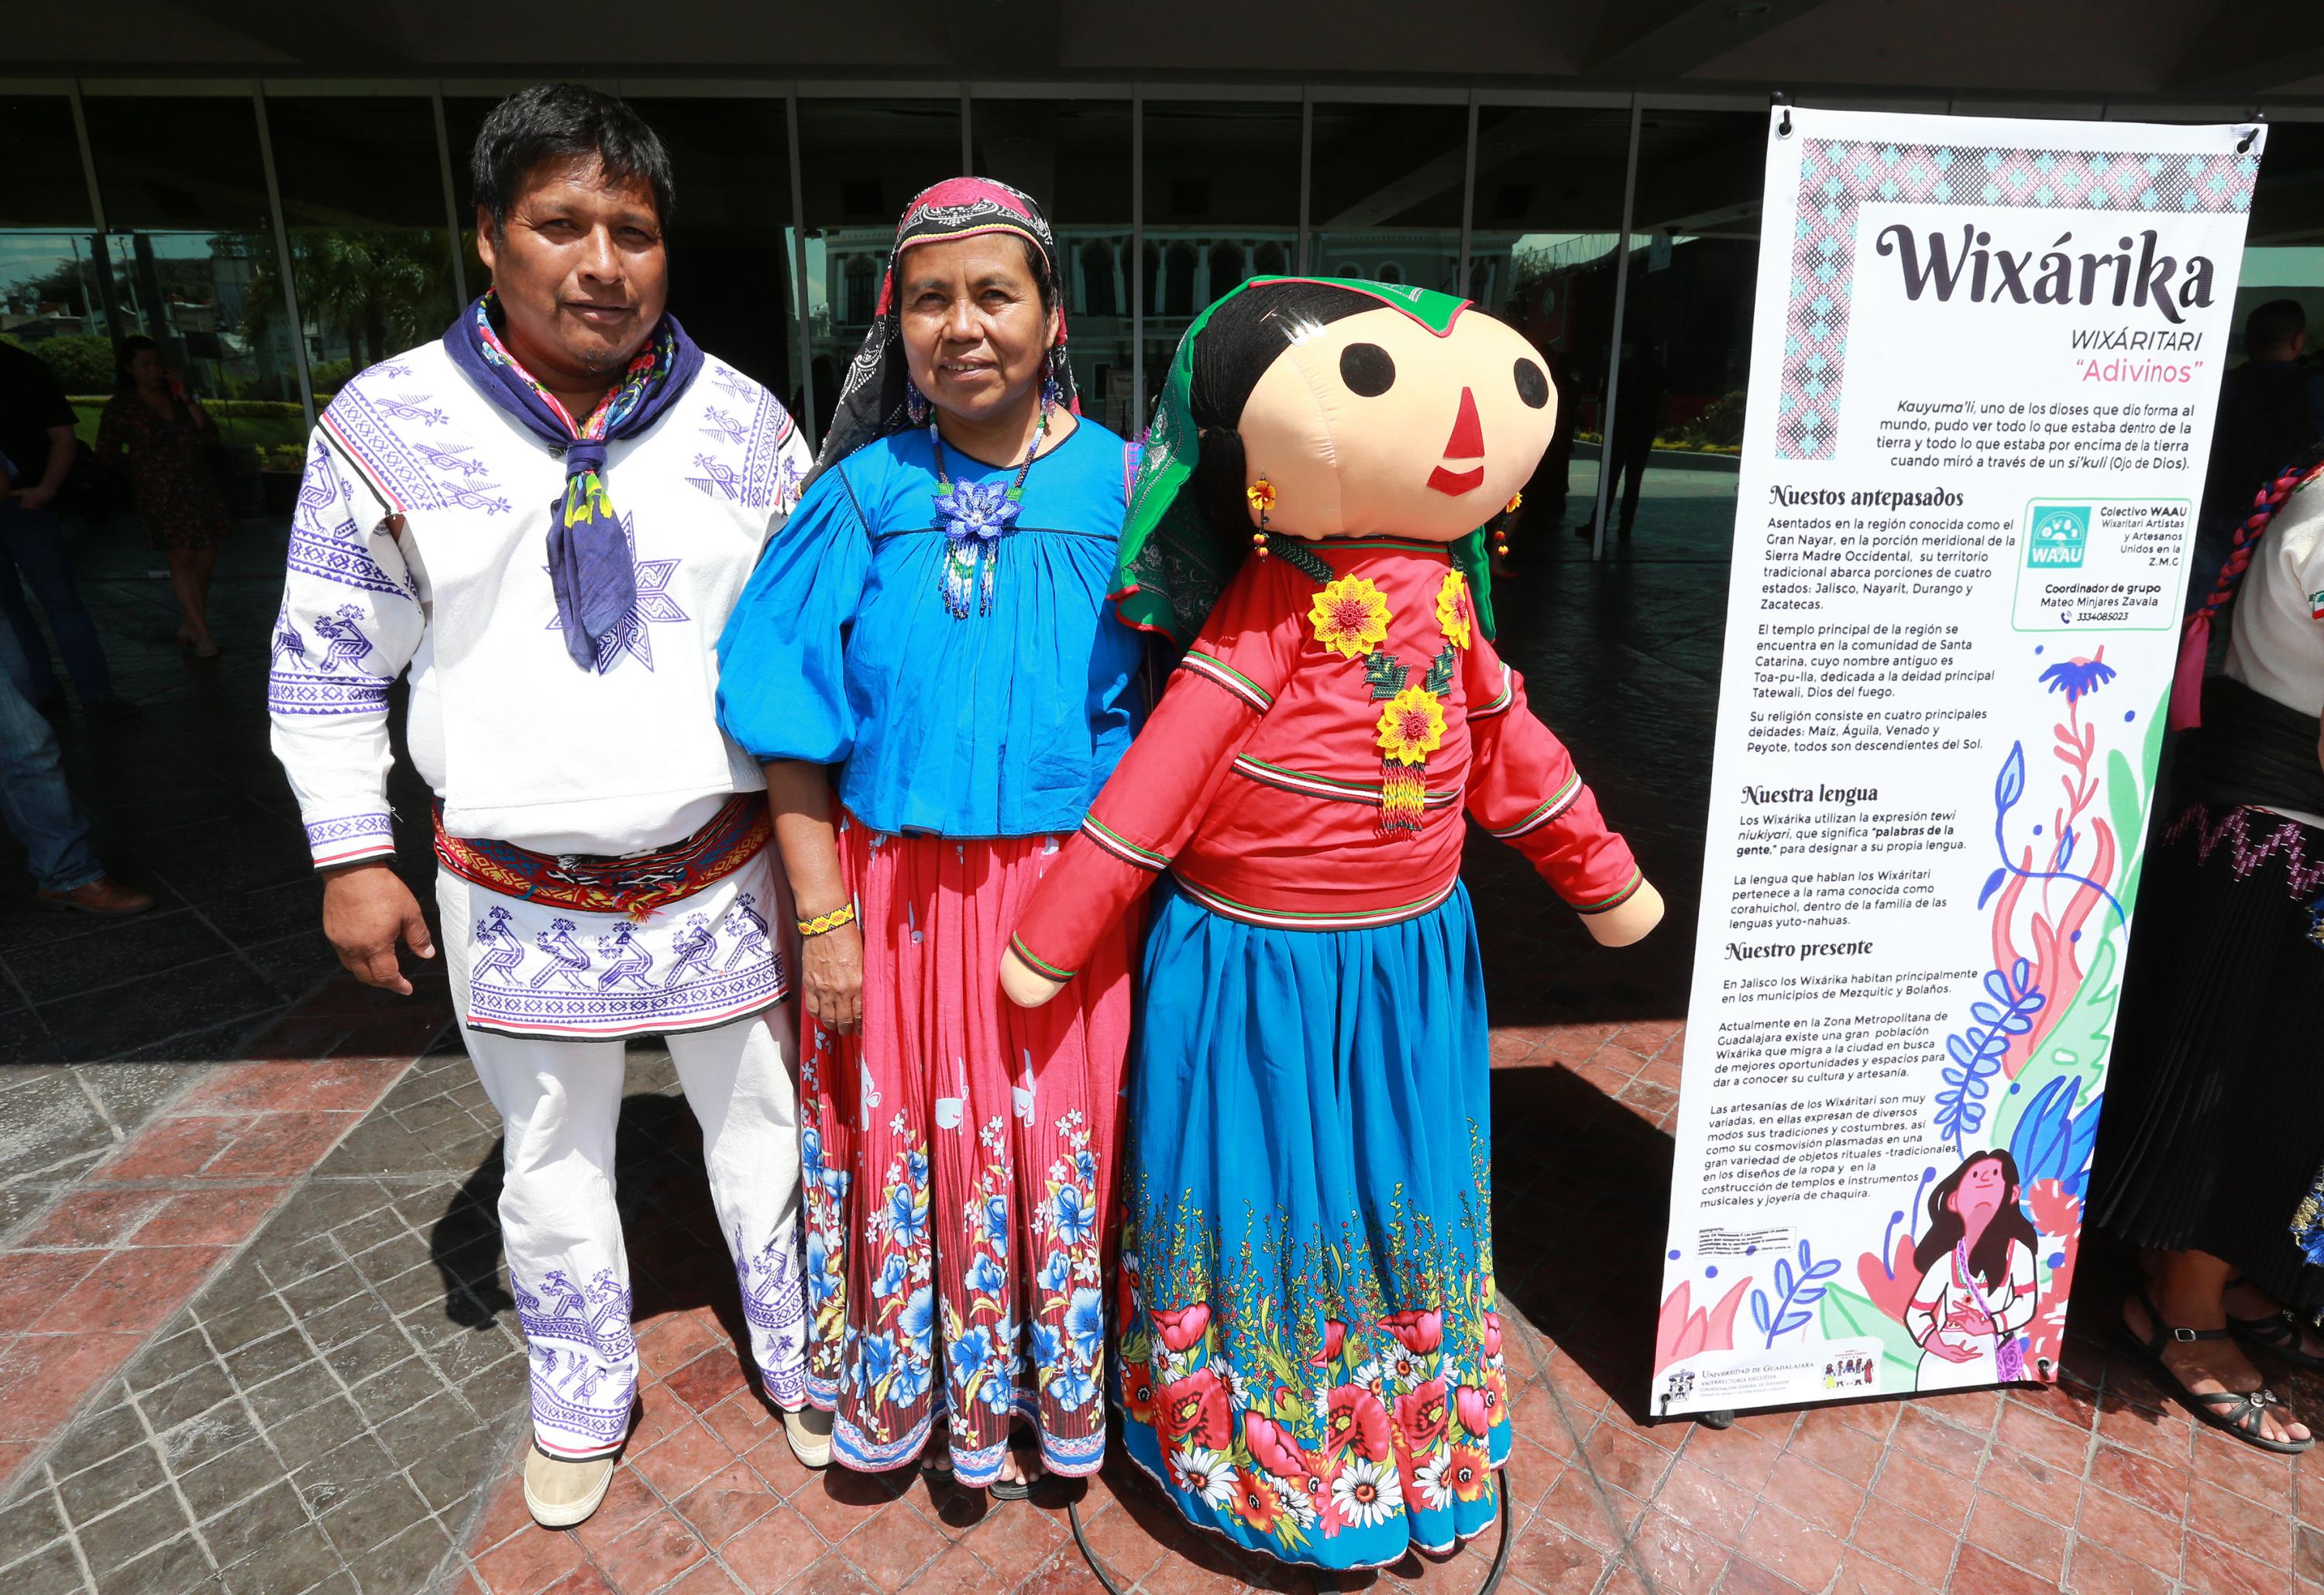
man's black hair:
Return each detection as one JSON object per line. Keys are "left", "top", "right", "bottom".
{"left": 2246, "top": 297, "right": 2306, "bottom": 356}
{"left": 470, "top": 83, "right": 676, "bottom": 235}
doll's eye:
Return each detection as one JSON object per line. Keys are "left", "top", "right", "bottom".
{"left": 1339, "top": 343, "right": 1396, "bottom": 397}
{"left": 1514, "top": 358, "right": 1550, "bottom": 409}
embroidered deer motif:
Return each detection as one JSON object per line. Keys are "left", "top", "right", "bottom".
{"left": 471, "top": 905, "right": 527, "bottom": 985}
{"left": 662, "top": 913, "right": 717, "bottom": 988}
{"left": 529, "top": 918, "right": 592, "bottom": 989}
{"left": 721, "top": 893, "right": 770, "bottom": 971}
{"left": 596, "top": 923, "right": 654, "bottom": 989}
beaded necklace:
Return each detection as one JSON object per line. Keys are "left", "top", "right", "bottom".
{"left": 928, "top": 402, "right": 1051, "bottom": 618}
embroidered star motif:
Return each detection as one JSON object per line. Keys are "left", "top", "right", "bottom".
{"left": 542, "top": 514, "right": 689, "bottom": 672}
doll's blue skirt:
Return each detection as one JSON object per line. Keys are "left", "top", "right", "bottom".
{"left": 1114, "top": 879, "right": 1511, "bottom": 1570}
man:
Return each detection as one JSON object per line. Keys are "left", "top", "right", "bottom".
{"left": 0, "top": 336, "right": 129, "bottom": 718}
{"left": 2191, "top": 297, "right": 2324, "bottom": 608}
{"left": 0, "top": 449, "right": 153, "bottom": 914}
{"left": 266, "top": 84, "right": 819, "bottom": 1530}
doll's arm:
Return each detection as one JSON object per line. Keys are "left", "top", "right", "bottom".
{"left": 1464, "top": 642, "right": 1662, "bottom": 947}
{"left": 1006, "top": 567, "right": 1306, "bottom": 1005}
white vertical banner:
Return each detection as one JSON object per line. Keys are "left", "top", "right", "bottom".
{"left": 1653, "top": 108, "right": 2265, "bottom": 1418}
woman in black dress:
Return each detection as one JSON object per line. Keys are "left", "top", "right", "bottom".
{"left": 95, "top": 337, "right": 231, "bottom": 658}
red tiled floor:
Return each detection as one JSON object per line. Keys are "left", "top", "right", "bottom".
{"left": 423, "top": 1017, "right": 2324, "bottom": 1594}
{"left": 0, "top": 971, "right": 424, "bottom": 1496}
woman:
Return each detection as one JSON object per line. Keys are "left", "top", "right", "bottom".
{"left": 715, "top": 178, "right": 1143, "bottom": 1494}
{"left": 1904, "top": 1151, "right": 2040, "bottom": 1391}
{"left": 95, "top": 337, "right": 231, "bottom": 657}
{"left": 2091, "top": 446, "right": 2324, "bottom": 1454}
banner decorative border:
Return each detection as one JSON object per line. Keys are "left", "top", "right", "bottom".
{"left": 1778, "top": 139, "right": 2259, "bottom": 460}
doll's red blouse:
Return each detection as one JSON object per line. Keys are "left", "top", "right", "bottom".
{"left": 1010, "top": 537, "right": 1643, "bottom": 977}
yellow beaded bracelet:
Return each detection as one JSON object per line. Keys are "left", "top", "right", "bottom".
{"left": 796, "top": 902, "right": 858, "bottom": 937}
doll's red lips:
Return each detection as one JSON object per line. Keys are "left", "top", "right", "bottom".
{"left": 1426, "top": 387, "right": 1487, "bottom": 495}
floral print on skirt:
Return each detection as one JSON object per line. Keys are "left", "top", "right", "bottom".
{"left": 799, "top": 813, "right": 1133, "bottom": 1485}
{"left": 1116, "top": 879, "right": 1509, "bottom": 1569}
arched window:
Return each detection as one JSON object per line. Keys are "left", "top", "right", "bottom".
{"left": 1376, "top": 261, "right": 1405, "bottom": 285}
{"left": 1081, "top": 241, "right": 1117, "bottom": 318}
{"left": 1164, "top": 242, "right": 1198, "bottom": 318}
{"left": 843, "top": 257, "right": 877, "bottom": 327}
{"left": 1209, "top": 242, "right": 1249, "bottom": 300}
{"left": 1253, "top": 242, "right": 1287, "bottom": 278}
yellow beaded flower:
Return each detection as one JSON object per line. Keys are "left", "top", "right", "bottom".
{"left": 1376, "top": 686, "right": 1447, "bottom": 767}
{"left": 1435, "top": 570, "right": 1473, "bottom": 651}
{"left": 1308, "top": 576, "right": 1392, "bottom": 661}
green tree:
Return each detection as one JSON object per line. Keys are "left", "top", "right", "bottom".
{"left": 33, "top": 334, "right": 118, "bottom": 394}
{"left": 244, "top": 229, "right": 454, "bottom": 371}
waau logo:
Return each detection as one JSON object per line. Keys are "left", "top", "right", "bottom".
{"left": 2027, "top": 506, "right": 2091, "bottom": 568}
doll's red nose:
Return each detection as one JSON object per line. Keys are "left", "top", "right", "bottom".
{"left": 1426, "top": 387, "right": 1487, "bottom": 496}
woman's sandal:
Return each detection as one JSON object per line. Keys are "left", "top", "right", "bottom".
{"left": 2119, "top": 1287, "right": 2314, "bottom": 1454}
{"left": 2223, "top": 1280, "right": 2324, "bottom": 1370}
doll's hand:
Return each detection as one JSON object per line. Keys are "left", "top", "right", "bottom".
{"left": 1583, "top": 878, "right": 1665, "bottom": 947}
{"left": 999, "top": 945, "right": 1068, "bottom": 1009}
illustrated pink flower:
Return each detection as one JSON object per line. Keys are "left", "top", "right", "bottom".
{"left": 1243, "top": 1413, "right": 1316, "bottom": 1482}
{"left": 1856, "top": 1238, "right": 1920, "bottom": 1329}
{"left": 1481, "top": 1310, "right": 1502, "bottom": 1360}
{"left": 1311, "top": 1318, "right": 1346, "bottom": 1367}
{"left": 1325, "top": 1384, "right": 1393, "bottom": 1462}
{"left": 1654, "top": 1278, "right": 1749, "bottom": 1375}
{"left": 1394, "top": 1377, "right": 1451, "bottom": 1452}
{"left": 1157, "top": 1366, "right": 1232, "bottom": 1452}
{"left": 1153, "top": 1303, "right": 1212, "bottom": 1353}
{"left": 1383, "top": 1309, "right": 1443, "bottom": 1353}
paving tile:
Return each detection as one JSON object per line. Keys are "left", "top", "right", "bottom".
{"left": 1738, "top": 1500, "right": 1847, "bottom": 1593}
{"left": 56, "top": 1433, "right": 167, "bottom": 1525}
{"left": 0, "top": 1539, "right": 91, "bottom": 1595}
{"left": 674, "top": 1462, "right": 781, "bottom": 1550}
{"left": 1762, "top": 1450, "right": 1865, "bottom": 1538}
{"left": 1948, "top": 1542, "right": 2066, "bottom": 1595}
{"left": 1975, "top": 1443, "right": 2078, "bottom": 1526}
{"left": 15, "top": 1188, "right": 170, "bottom": 1250}
{"left": 0, "top": 1331, "right": 145, "bottom": 1441}
{"left": 593, "top": 1510, "right": 710, "bottom": 1590}
{"left": 1630, "top": 1507, "right": 1729, "bottom": 1595}
{"left": 714, "top": 1503, "right": 827, "bottom": 1593}
{"left": 133, "top": 1184, "right": 289, "bottom": 1247}
{"left": 1501, "top": 1516, "right": 1609, "bottom": 1595}
{"left": 2062, "top": 1538, "right": 2175, "bottom": 1595}
{"left": 0, "top": 1250, "right": 106, "bottom": 1332}
{"left": 77, "top": 1483, "right": 194, "bottom": 1575}
{"left": 2074, "top": 1482, "right": 2186, "bottom": 1577}
{"left": 36, "top": 1244, "right": 231, "bottom": 1334}
{"left": 1868, "top": 1449, "right": 1978, "bottom": 1535}
{"left": 1962, "top": 1490, "right": 2067, "bottom": 1583}
{"left": 2089, "top": 1442, "right": 2192, "bottom": 1520}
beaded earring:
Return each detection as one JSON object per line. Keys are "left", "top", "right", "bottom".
{"left": 1246, "top": 477, "right": 1277, "bottom": 559}
{"left": 906, "top": 380, "right": 931, "bottom": 428}
{"left": 1494, "top": 491, "right": 1523, "bottom": 558}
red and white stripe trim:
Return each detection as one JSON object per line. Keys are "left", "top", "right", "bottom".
{"left": 1176, "top": 650, "right": 1273, "bottom": 713}
{"left": 1488, "top": 773, "right": 1582, "bottom": 839}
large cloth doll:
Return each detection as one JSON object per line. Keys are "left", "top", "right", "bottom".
{"left": 1001, "top": 277, "right": 1663, "bottom": 1569}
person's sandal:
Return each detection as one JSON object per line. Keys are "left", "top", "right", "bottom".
{"left": 2119, "top": 1287, "right": 2314, "bottom": 1454}
{"left": 2223, "top": 1280, "right": 2324, "bottom": 1370}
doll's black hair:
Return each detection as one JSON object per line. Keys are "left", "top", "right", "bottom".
{"left": 1188, "top": 280, "right": 1381, "bottom": 535}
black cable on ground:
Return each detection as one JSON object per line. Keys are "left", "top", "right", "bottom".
{"left": 1066, "top": 1472, "right": 1514, "bottom": 1595}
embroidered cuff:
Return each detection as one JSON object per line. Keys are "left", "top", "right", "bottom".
{"left": 1177, "top": 650, "right": 1273, "bottom": 713}
{"left": 1471, "top": 662, "right": 1516, "bottom": 719}
{"left": 1080, "top": 816, "right": 1170, "bottom": 873}
{"left": 1009, "top": 933, "right": 1075, "bottom": 982}
{"left": 1488, "top": 772, "right": 1582, "bottom": 839}
{"left": 307, "top": 812, "right": 396, "bottom": 869}
{"left": 1572, "top": 869, "right": 1645, "bottom": 916}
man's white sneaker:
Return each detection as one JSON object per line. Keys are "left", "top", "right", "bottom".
{"left": 783, "top": 1405, "right": 834, "bottom": 1469}
{"left": 523, "top": 1449, "right": 617, "bottom": 1528}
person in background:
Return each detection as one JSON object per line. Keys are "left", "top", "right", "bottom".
{"left": 2188, "top": 299, "right": 2324, "bottom": 610}
{"left": 0, "top": 336, "right": 131, "bottom": 720}
{"left": 2092, "top": 443, "right": 2324, "bottom": 1455}
{"left": 0, "top": 449, "right": 153, "bottom": 916}
{"left": 95, "top": 336, "right": 232, "bottom": 658}
{"left": 1580, "top": 343, "right": 1666, "bottom": 542}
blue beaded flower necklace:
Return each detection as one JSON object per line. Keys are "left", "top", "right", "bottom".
{"left": 930, "top": 398, "right": 1050, "bottom": 619}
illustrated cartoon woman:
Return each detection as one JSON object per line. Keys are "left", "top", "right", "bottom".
{"left": 1906, "top": 1150, "right": 2041, "bottom": 1390}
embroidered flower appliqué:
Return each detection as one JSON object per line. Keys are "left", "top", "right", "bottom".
{"left": 1376, "top": 686, "right": 1446, "bottom": 767}
{"left": 1308, "top": 576, "right": 1393, "bottom": 662}
{"left": 1435, "top": 571, "right": 1472, "bottom": 651}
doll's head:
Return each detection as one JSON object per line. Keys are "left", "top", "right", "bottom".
{"left": 1187, "top": 279, "right": 1558, "bottom": 543}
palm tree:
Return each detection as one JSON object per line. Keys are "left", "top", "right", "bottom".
{"left": 244, "top": 230, "right": 456, "bottom": 370}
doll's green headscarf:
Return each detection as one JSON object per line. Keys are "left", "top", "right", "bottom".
{"left": 1111, "top": 275, "right": 1501, "bottom": 648}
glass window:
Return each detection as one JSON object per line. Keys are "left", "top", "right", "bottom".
{"left": 797, "top": 98, "right": 962, "bottom": 442}
{"left": 1141, "top": 99, "right": 1301, "bottom": 412}
{"left": 79, "top": 92, "right": 304, "bottom": 469}
{"left": 975, "top": 99, "right": 1135, "bottom": 434}
{"left": 443, "top": 95, "right": 799, "bottom": 412}
{"left": 1600, "top": 109, "right": 1761, "bottom": 552}
{"left": 1307, "top": 101, "right": 1467, "bottom": 297}
{"left": 264, "top": 95, "right": 461, "bottom": 421}
{"left": 2240, "top": 122, "right": 2324, "bottom": 353}
{"left": 1466, "top": 105, "right": 1638, "bottom": 557}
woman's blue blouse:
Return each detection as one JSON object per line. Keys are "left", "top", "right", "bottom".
{"left": 716, "top": 420, "right": 1145, "bottom": 838}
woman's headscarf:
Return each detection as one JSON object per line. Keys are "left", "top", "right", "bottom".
{"left": 1112, "top": 275, "right": 1499, "bottom": 648}
{"left": 809, "top": 177, "right": 1078, "bottom": 488}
